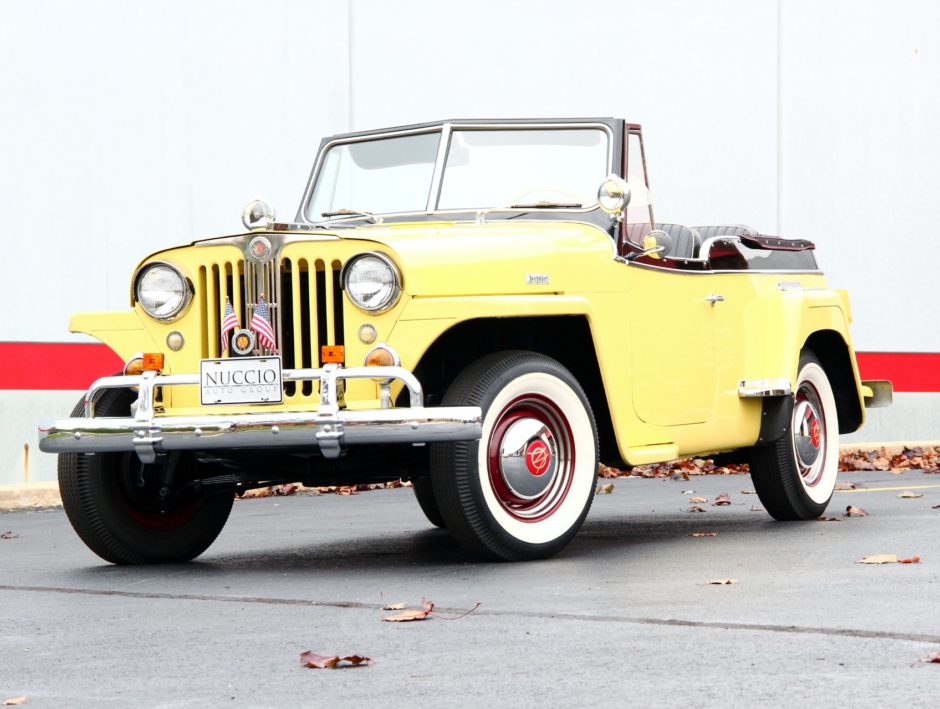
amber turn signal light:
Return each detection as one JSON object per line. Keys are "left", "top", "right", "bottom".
{"left": 365, "top": 347, "right": 395, "bottom": 368}
{"left": 142, "top": 353, "right": 165, "bottom": 371}
{"left": 321, "top": 345, "right": 345, "bottom": 364}
{"left": 124, "top": 353, "right": 165, "bottom": 375}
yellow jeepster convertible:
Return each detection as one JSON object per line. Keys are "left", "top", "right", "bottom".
{"left": 39, "top": 118, "right": 891, "bottom": 563}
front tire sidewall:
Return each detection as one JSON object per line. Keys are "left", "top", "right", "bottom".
{"left": 434, "top": 353, "right": 598, "bottom": 560}
{"left": 477, "top": 371, "right": 596, "bottom": 546}
{"left": 58, "top": 390, "right": 233, "bottom": 564}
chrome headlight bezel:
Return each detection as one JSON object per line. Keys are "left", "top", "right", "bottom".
{"left": 341, "top": 252, "right": 402, "bottom": 314}
{"left": 133, "top": 262, "right": 193, "bottom": 322}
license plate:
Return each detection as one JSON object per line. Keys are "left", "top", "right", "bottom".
{"left": 200, "top": 356, "right": 283, "bottom": 405}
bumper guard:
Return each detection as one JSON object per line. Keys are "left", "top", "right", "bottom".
{"left": 38, "top": 364, "right": 482, "bottom": 463}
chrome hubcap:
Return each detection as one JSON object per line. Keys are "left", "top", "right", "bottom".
{"left": 793, "top": 384, "right": 826, "bottom": 486}
{"left": 498, "top": 418, "right": 558, "bottom": 499}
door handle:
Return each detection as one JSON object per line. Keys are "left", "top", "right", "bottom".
{"left": 705, "top": 294, "right": 725, "bottom": 306}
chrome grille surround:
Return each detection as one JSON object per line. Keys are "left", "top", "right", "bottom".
{"left": 196, "top": 235, "right": 346, "bottom": 405}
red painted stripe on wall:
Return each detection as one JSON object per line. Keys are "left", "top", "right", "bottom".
{"left": 0, "top": 342, "right": 937, "bottom": 393}
{"left": 0, "top": 342, "right": 122, "bottom": 390}
{"left": 855, "top": 352, "right": 940, "bottom": 394}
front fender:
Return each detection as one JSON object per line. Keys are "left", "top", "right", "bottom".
{"left": 69, "top": 310, "right": 162, "bottom": 365}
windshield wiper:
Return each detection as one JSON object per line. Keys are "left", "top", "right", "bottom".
{"left": 508, "top": 201, "right": 582, "bottom": 209}
{"left": 321, "top": 208, "right": 382, "bottom": 224}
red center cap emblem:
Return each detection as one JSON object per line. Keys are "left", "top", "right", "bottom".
{"left": 809, "top": 419, "right": 821, "bottom": 448}
{"left": 525, "top": 440, "right": 551, "bottom": 476}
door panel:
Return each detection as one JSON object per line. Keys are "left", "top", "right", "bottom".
{"left": 630, "top": 268, "right": 719, "bottom": 425}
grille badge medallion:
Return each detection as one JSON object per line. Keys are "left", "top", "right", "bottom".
{"left": 231, "top": 329, "right": 256, "bottom": 356}
{"left": 247, "top": 236, "right": 273, "bottom": 263}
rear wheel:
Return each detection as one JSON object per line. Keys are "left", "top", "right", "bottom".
{"left": 58, "top": 389, "right": 234, "bottom": 564}
{"left": 431, "top": 351, "right": 598, "bottom": 561}
{"left": 750, "top": 352, "right": 839, "bottom": 520}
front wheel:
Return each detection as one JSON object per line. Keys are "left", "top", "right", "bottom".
{"left": 431, "top": 351, "right": 598, "bottom": 561}
{"left": 58, "top": 390, "right": 234, "bottom": 564}
{"left": 750, "top": 352, "right": 839, "bottom": 520}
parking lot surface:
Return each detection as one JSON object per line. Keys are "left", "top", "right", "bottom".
{"left": 2, "top": 471, "right": 938, "bottom": 708}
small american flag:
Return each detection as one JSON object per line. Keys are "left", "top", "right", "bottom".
{"left": 220, "top": 297, "right": 240, "bottom": 354}
{"left": 250, "top": 294, "right": 277, "bottom": 352}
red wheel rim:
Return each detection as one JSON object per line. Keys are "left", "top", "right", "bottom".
{"left": 792, "top": 381, "right": 827, "bottom": 487}
{"left": 486, "top": 394, "right": 575, "bottom": 522}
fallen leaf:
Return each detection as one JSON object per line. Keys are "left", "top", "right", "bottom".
{"left": 740, "top": 489, "right": 756, "bottom": 495}
{"left": 923, "top": 652, "right": 940, "bottom": 663}
{"left": 750, "top": 506, "right": 763, "bottom": 512}
{"left": 689, "top": 496, "right": 707, "bottom": 504}
{"left": 4, "top": 699, "right": 27, "bottom": 707}
{"left": 844, "top": 505, "right": 868, "bottom": 517}
{"left": 596, "top": 483, "right": 614, "bottom": 495}
{"left": 687, "top": 506, "right": 706, "bottom": 513}
{"left": 382, "top": 602, "right": 406, "bottom": 611}
{"left": 689, "top": 532, "right": 717, "bottom": 537}
{"left": 817, "top": 517, "right": 843, "bottom": 522}
{"left": 383, "top": 609, "right": 431, "bottom": 622}
{"left": 299, "top": 651, "right": 371, "bottom": 669}
{"left": 713, "top": 493, "right": 731, "bottom": 506}
{"left": 897, "top": 491, "right": 924, "bottom": 499}
{"left": 835, "top": 482, "right": 859, "bottom": 491}
{"left": 898, "top": 556, "right": 921, "bottom": 564}
{"left": 857, "top": 554, "right": 897, "bottom": 564}
{"left": 1, "top": 531, "right": 19, "bottom": 540}
{"left": 708, "top": 579, "right": 737, "bottom": 585}
{"left": 681, "top": 489, "right": 696, "bottom": 494}
{"left": 384, "top": 598, "right": 435, "bottom": 622}
{"left": 934, "top": 504, "right": 940, "bottom": 509}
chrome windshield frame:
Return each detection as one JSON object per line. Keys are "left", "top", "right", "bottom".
{"left": 294, "top": 120, "right": 617, "bottom": 225}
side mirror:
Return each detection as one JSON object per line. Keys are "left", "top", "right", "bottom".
{"left": 626, "top": 229, "right": 672, "bottom": 261}
{"left": 597, "top": 174, "right": 631, "bottom": 216}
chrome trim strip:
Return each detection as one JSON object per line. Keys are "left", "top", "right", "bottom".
{"left": 38, "top": 407, "right": 483, "bottom": 460}
{"left": 627, "top": 260, "right": 823, "bottom": 277}
{"left": 426, "top": 123, "right": 452, "bottom": 212}
{"left": 738, "top": 379, "right": 793, "bottom": 398}
{"left": 38, "top": 364, "right": 482, "bottom": 462}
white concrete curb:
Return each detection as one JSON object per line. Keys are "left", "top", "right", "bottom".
{"left": 0, "top": 481, "right": 62, "bottom": 511}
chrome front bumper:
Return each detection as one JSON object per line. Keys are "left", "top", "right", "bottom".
{"left": 38, "top": 364, "right": 482, "bottom": 463}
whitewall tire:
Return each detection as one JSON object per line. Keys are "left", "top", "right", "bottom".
{"left": 751, "top": 352, "right": 839, "bottom": 520}
{"left": 431, "top": 351, "right": 598, "bottom": 561}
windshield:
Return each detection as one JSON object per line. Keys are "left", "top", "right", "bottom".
{"left": 305, "top": 125, "right": 610, "bottom": 221}
{"left": 307, "top": 132, "right": 441, "bottom": 220}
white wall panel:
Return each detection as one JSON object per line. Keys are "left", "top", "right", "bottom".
{"left": 0, "top": 0, "right": 349, "bottom": 342}
{"left": 349, "top": 0, "right": 779, "bottom": 229}
{"left": 779, "top": 0, "right": 940, "bottom": 351}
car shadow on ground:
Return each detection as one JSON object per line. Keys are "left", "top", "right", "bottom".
{"left": 68, "top": 510, "right": 787, "bottom": 580}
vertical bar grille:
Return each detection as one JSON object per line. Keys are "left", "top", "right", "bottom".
{"left": 200, "top": 253, "right": 345, "bottom": 405}
{"left": 280, "top": 258, "right": 345, "bottom": 400}
{"left": 199, "top": 259, "right": 245, "bottom": 359}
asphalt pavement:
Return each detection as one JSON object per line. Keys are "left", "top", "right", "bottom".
{"left": 1, "top": 471, "right": 938, "bottom": 708}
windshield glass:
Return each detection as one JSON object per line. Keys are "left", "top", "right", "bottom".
{"left": 307, "top": 131, "right": 440, "bottom": 221}
{"left": 305, "top": 125, "right": 610, "bottom": 221}
{"left": 438, "top": 128, "right": 609, "bottom": 210}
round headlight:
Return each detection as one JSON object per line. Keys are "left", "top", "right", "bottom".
{"left": 342, "top": 253, "right": 402, "bottom": 313}
{"left": 135, "top": 263, "right": 190, "bottom": 320}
